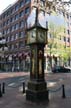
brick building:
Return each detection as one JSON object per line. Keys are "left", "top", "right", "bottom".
{"left": 0, "top": 0, "right": 32, "bottom": 71}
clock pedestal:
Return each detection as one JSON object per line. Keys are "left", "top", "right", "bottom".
{"left": 26, "top": 43, "right": 48, "bottom": 102}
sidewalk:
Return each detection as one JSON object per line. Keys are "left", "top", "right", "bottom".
{"left": 0, "top": 72, "right": 29, "bottom": 79}
{"left": 0, "top": 72, "right": 71, "bottom": 108}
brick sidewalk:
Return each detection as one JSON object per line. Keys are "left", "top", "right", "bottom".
{"left": 0, "top": 72, "right": 71, "bottom": 108}
{"left": 0, "top": 72, "right": 29, "bottom": 79}
{"left": 0, "top": 86, "right": 71, "bottom": 108}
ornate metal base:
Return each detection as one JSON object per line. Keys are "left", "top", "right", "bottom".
{"left": 26, "top": 81, "right": 49, "bottom": 102}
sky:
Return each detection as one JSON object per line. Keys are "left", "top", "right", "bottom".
{"left": 0, "top": 0, "right": 16, "bottom": 14}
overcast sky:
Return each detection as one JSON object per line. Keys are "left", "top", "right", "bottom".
{"left": 0, "top": 0, "right": 16, "bottom": 14}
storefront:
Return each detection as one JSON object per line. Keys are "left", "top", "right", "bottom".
{"left": 4, "top": 52, "right": 30, "bottom": 72}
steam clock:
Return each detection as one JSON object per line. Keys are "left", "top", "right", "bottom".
{"left": 26, "top": 2, "right": 48, "bottom": 102}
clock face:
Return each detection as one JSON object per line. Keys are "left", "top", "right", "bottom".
{"left": 27, "top": 29, "right": 36, "bottom": 44}
{"left": 38, "top": 31, "right": 46, "bottom": 43}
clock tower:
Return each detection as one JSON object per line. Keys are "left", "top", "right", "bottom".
{"left": 26, "top": 1, "right": 48, "bottom": 102}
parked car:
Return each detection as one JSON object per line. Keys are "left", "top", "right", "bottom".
{"left": 52, "top": 66, "right": 71, "bottom": 73}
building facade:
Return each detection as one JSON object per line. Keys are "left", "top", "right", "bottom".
{"left": 0, "top": 0, "right": 32, "bottom": 71}
{"left": 65, "top": 12, "right": 71, "bottom": 66}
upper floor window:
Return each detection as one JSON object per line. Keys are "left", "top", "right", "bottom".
{"left": 6, "top": 37, "right": 8, "bottom": 42}
{"left": 7, "top": 36, "right": 10, "bottom": 42}
{"left": 19, "top": 20, "right": 24, "bottom": 28}
{"left": 3, "top": 22, "right": 5, "bottom": 26}
{"left": 10, "top": 35, "right": 14, "bottom": 41}
{"left": 15, "top": 14, "right": 18, "bottom": 20}
{"left": 15, "top": 23, "right": 19, "bottom": 30}
{"left": 14, "top": 43, "right": 18, "bottom": 49}
{"left": 11, "top": 8, "right": 14, "bottom": 14}
{"left": 15, "top": 4, "right": 19, "bottom": 11}
{"left": 7, "top": 19, "right": 10, "bottom": 25}
{"left": 19, "top": 41, "right": 24, "bottom": 48}
{"left": 25, "top": 7, "right": 30, "bottom": 14}
{"left": 64, "top": 37, "right": 66, "bottom": 42}
{"left": 14, "top": 33, "right": 18, "bottom": 39}
{"left": 7, "top": 28, "right": 10, "bottom": 34}
{"left": 67, "top": 37, "right": 70, "bottom": 42}
{"left": 20, "top": 0, "right": 24, "bottom": 7}
{"left": 11, "top": 25, "right": 15, "bottom": 32}
{"left": 25, "top": 0, "right": 30, "bottom": 4}
{"left": 19, "top": 10, "right": 24, "bottom": 17}
{"left": 11, "top": 44, "right": 14, "bottom": 49}
{"left": 7, "top": 11, "right": 10, "bottom": 16}
{"left": 40, "top": 0, "right": 45, "bottom": 6}
{"left": 3, "top": 14, "right": 6, "bottom": 19}
{"left": 19, "top": 31, "right": 24, "bottom": 38}
{"left": 67, "top": 30, "right": 70, "bottom": 35}
{"left": 10, "top": 17, "right": 14, "bottom": 22}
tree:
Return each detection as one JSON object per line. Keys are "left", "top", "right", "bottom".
{"left": 47, "top": 18, "right": 67, "bottom": 68}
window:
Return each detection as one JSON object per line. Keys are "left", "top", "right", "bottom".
{"left": 10, "top": 35, "right": 14, "bottom": 41}
{"left": 19, "top": 31, "right": 24, "bottom": 38}
{"left": 14, "top": 43, "right": 18, "bottom": 49}
{"left": 7, "top": 11, "right": 10, "bottom": 16}
{"left": 15, "top": 23, "right": 19, "bottom": 30}
{"left": 0, "top": 23, "right": 2, "bottom": 28}
{"left": 40, "top": 0, "right": 45, "bottom": 6}
{"left": 6, "top": 37, "right": 8, "bottom": 42}
{"left": 11, "top": 25, "right": 15, "bottom": 32}
{"left": 11, "top": 8, "right": 14, "bottom": 14}
{"left": 20, "top": 0, "right": 24, "bottom": 7}
{"left": 3, "top": 22, "right": 5, "bottom": 26}
{"left": 15, "top": 4, "right": 19, "bottom": 11}
{"left": 3, "top": 14, "right": 6, "bottom": 19}
{"left": 7, "top": 19, "right": 10, "bottom": 25}
{"left": 7, "top": 36, "right": 10, "bottom": 42}
{"left": 19, "top": 20, "right": 24, "bottom": 28}
{"left": 25, "top": 7, "right": 30, "bottom": 14}
{"left": 3, "top": 22, "right": 6, "bottom": 26}
{"left": 9, "top": 45, "right": 12, "bottom": 50}
{"left": 14, "top": 33, "right": 18, "bottom": 40}
{"left": 3, "top": 30, "right": 4, "bottom": 35}
{"left": 11, "top": 44, "right": 14, "bottom": 49}
{"left": 19, "top": 11, "right": 24, "bottom": 17}
{"left": 67, "top": 37, "right": 70, "bottom": 42}
{"left": 10, "top": 17, "right": 14, "bottom": 22}
{"left": 4, "top": 30, "right": 6, "bottom": 35}
{"left": 19, "top": 41, "right": 24, "bottom": 48}
{"left": 67, "top": 30, "right": 70, "bottom": 35}
{"left": 7, "top": 28, "right": 10, "bottom": 34}
{"left": 64, "top": 37, "right": 66, "bottom": 42}
{"left": 15, "top": 14, "right": 18, "bottom": 20}
{"left": 25, "top": 0, "right": 30, "bottom": 4}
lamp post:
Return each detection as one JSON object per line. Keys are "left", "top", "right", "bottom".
{"left": 26, "top": 0, "right": 48, "bottom": 102}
